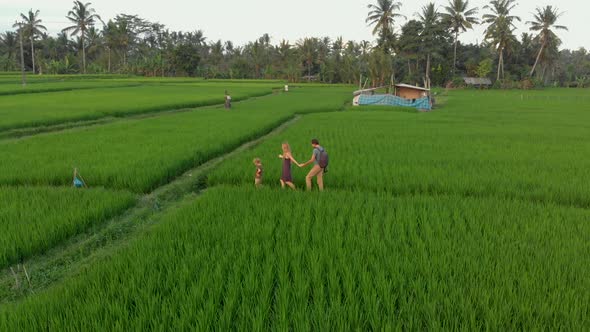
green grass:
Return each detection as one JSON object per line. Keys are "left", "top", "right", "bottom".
{"left": 1, "top": 187, "right": 587, "bottom": 330}
{"left": 0, "top": 186, "right": 135, "bottom": 269}
{"left": 0, "top": 87, "right": 351, "bottom": 192}
{"left": 209, "top": 90, "right": 590, "bottom": 207}
{"left": 0, "top": 81, "right": 142, "bottom": 96}
{"left": 1, "top": 85, "right": 588, "bottom": 329}
{"left": 0, "top": 83, "right": 278, "bottom": 131}
{"left": 0, "top": 74, "right": 134, "bottom": 84}
{"left": 0, "top": 75, "right": 286, "bottom": 86}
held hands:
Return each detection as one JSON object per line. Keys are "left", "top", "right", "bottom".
{"left": 278, "top": 153, "right": 303, "bottom": 167}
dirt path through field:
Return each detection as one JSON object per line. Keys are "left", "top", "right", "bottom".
{"left": 0, "top": 115, "right": 301, "bottom": 303}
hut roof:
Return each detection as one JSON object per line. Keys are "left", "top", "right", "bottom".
{"left": 352, "top": 86, "right": 387, "bottom": 96}
{"left": 463, "top": 77, "right": 492, "bottom": 85}
{"left": 394, "top": 83, "right": 430, "bottom": 91}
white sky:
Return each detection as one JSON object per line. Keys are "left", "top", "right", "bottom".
{"left": 0, "top": 0, "right": 586, "bottom": 50}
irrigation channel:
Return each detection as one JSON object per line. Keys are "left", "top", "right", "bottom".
{"left": 0, "top": 115, "right": 302, "bottom": 303}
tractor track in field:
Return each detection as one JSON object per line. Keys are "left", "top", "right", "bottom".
{"left": 0, "top": 91, "right": 277, "bottom": 141}
{"left": 0, "top": 115, "right": 301, "bottom": 304}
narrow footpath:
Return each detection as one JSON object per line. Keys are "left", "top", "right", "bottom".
{"left": 0, "top": 115, "right": 301, "bottom": 303}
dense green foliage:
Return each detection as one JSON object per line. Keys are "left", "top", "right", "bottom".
{"left": 0, "top": 87, "right": 350, "bottom": 192}
{"left": 0, "top": 83, "right": 278, "bottom": 130}
{"left": 1, "top": 3, "right": 583, "bottom": 86}
{"left": 1, "top": 187, "right": 588, "bottom": 330}
{"left": 0, "top": 186, "right": 135, "bottom": 268}
{"left": 210, "top": 89, "right": 590, "bottom": 207}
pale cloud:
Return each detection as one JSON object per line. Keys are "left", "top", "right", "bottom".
{"left": 0, "top": 0, "right": 585, "bottom": 50}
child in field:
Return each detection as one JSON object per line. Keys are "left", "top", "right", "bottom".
{"left": 72, "top": 168, "right": 85, "bottom": 188}
{"left": 253, "top": 158, "right": 263, "bottom": 188}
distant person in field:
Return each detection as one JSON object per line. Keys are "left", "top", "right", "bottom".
{"left": 253, "top": 158, "right": 263, "bottom": 188}
{"left": 224, "top": 90, "right": 232, "bottom": 109}
{"left": 72, "top": 168, "right": 85, "bottom": 188}
{"left": 278, "top": 142, "right": 301, "bottom": 190}
{"left": 299, "top": 138, "right": 329, "bottom": 191}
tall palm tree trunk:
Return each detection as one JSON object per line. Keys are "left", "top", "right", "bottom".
{"left": 81, "top": 27, "right": 86, "bottom": 74}
{"left": 19, "top": 29, "right": 27, "bottom": 86}
{"left": 453, "top": 30, "right": 458, "bottom": 76}
{"left": 497, "top": 48, "right": 503, "bottom": 81}
{"left": 107, "top": 47, "right": 111, "bottom": 73}
{"left": 82, "top": 45, "right": 87, "bottom": 73}
{"left": 425, "top": 53, "right": 431, "bottom": 89}
{"left": 501, "top": 51, "right": 505, "bottom": 79}
{"left": 530, "top": 42, "right": 545, "bottom": 77}
{"left": 30, "top": 37, "right": 36, "bottom": 74}
{"left": 541, "top": 65, "right": 547, "bottom": 82}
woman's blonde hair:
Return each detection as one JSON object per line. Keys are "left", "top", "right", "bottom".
{"left": 281, "top": 142, "right": 291, "bottom": 153}
{"left": 253, "top": 157, "right": 261, "bottom": 165}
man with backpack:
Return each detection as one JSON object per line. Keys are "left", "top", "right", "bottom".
{"left": 299, "top": 138, "right": 329, "bottom": 191}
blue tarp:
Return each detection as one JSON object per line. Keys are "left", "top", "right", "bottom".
{"left": 358, "top": 94, "right": 431, "bottom": 110}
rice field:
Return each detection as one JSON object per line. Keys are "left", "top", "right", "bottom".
{"left": 0, "top": 83, "right": 282, "bottom": 131}
{"left": 209, "top": 96, "right": 590, "bottom": 207}
{"left": 0, "top": 186, "right": 135, "bottom": 268}
{"left": 0, "top": 80, "right": 143, "bottom": 96}
{"left": 0, "top": 87, "right": 351, "bottom": 192}
{"left": 0, "top": 77, "right": 588, "bottom": 329}
{"left": 1, "top": 187, "right": 588, "bottom": 330}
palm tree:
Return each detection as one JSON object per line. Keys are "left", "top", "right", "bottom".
{"left": 187, "top": 30, "right": 206, "bottom": 46}
{"left": 85, "top": 26, "right": 102, "bottom": 66}
{"left": 483, "top": 0, "right": 521, "bottom": 81}
{"left": 417, "top": 3, "right": 442, "bottom": 89}
{"left": 527, "top": 6, "right": 567, "bottom": 77}
{"left": 359, "top": 40, "right": 372, "bottom": 56}
{"left": 441, "top": 0, "right": 479, "bottom": 75}
{"left": 102, "top": 21, "right": 118, "bottom": 73}
{"left": 56, "top": 32, "right": 72, "bottom": 58}
{"left": 366, "top": 0, "right": 405, "bottom": 53}
{"left": 12, "top": 9, "right": 46, "bottom": 74}
{"left": 62, "top": 1, "right": 101, "bottom": 74}
{"left": 297, "top": 37, "right": 318, "bottom": 80}
{"left": 0, "top": 32, "right": 19, "bottom": 70}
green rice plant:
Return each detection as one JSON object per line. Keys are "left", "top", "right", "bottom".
{"left": 1, "top": 187, "right": 587, "bottom": 330}
{"left": 209, "top": 89, "right": 590, "bottom": 207}
{"left": 0, "top": 81, "right": 141, "bottom": 96}
{"left": 0, "top": 186, "right": 135, "bottom": 268}
{"left": 0, "top": 87, "right": 351, "bottom": 193}
{"left": 0, "top": 84, "right": 275, "bottom": 131}
{"left": 0, "top": 74, "right": 134, "bottom": 84}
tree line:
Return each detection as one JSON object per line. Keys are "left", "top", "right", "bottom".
{"left": 1, "top": 0, "right": 588, "bottom": 88}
